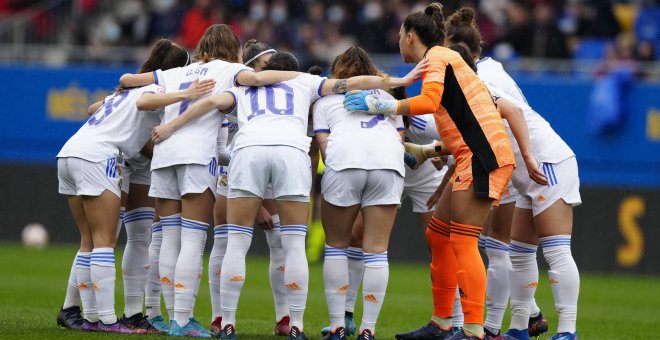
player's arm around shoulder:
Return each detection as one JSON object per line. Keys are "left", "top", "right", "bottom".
{"left": 151, "top": 91, "right": 235, "bottom": 144}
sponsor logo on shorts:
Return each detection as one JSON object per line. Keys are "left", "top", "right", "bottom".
{"left": 537, "top": 195, "right": 546, "bottom": 203}
{"left": 277, "top": 265, "right": 285, "bottom": 272}
{"left": 160, "top": 276, "right": 172, "bottom": 285}
{"left": 337, "top": 284, "right": 349, "bottom": 294}
{"left": 286, "top": 282, "right": 302, "bottom": 290}
{"left": 364, "top": 294, "right": 378, "bottom": 303}
{"left": 525, "top": 282, "right": 539, "bottom": 288}
{"left": 549, "top": 278, "right": 560, "bottom": 285}
{"left": 229, "top": 276, "right": 245, "bottom": 282}
{"left": 175, "top": 283, "right": 185, "bottom": 290}
{"left": 455, "top": 176, "right": 461, "bottom": 183}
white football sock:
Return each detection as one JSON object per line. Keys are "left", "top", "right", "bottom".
{"left": 484, "top": 237, "right": 511, "bottom": 333}
{"left": 122, "top": 207, "right": 155, "bottom": 317}
{"left": 209, "top": 225, "right": 228, "bottom": 321}
{"left": 173, "top": 218, "right": 208, "bottom": 327}
{"left": 478, "top": 234, "right": 487, "bottom": 250}
{"left": 360, "top": 252, "right": 388, "bottom": 334}
{"left": 452, "top": 287, "right": 464, "bottom": 328}
{"left": 280, "top": 225, "right": 309, "bottom": 330}
{"left": 220, "top": 225, "right": 254, "bottom": 327}
{"left": 530, "top": 298, "right": 541, "bottom": 317}
{"left": 265, "top": 214, "right": 289, "bottom": 321}
{"left": 145, "top": 222, "right": 163, "bottom": 319}
{"left": 76, "top": 252, "right": 98, "bottom": 322}
{"left": 345, "top": 247, "right": 364, "bottom": 313}
{"left": 189, "top": 230, "right": 206, "bottom": 320}
{"left": 91, "top": 247, "right": 117, "bottom": 325}
{"left": 323, "top": 245, "right": 348, "bottom": 331}
{"left": 159, "top": 213, "right": 181, "bottom": 320}
{"left": 63, "top": 251, "right": 81, "bottom": 309}
{"left": 508, "top": 240, "right": 539, "bottom": 330}
{"left": 116, "top": 207, "right": 125, "bottom": 238}
{"left": 541, "top": 235, "right": 579, "bottom": 334}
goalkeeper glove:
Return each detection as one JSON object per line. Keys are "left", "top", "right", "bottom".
{"left": 403, "top": 141, "right": 441, "bottom": 170}
{"left": 343, "top": 90, "right": 398, "bottom": 115}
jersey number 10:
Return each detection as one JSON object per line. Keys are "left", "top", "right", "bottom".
{"left": 245, "top": 84, "right": 294, "bottom": 120}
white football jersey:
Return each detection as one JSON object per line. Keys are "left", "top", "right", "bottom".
{"left": 406, "top": 114, "right": 440, "bottom": 144}
{"left": 57, "top": 84, "right": 164, "bottom": 162}
{"left": 313, "top": 90, "right": 405, "bottom": 176}
{"left": 477, "top": 59, "right": 574, "bottom": 163}
{"left": 228, "top": 73, "right": 326, "bottom": 153}
{"left": 150, "top": 60, "right": 249, "bottom": 170}
{"left": 476, "top": 57, "right": 528, "bottom": 104}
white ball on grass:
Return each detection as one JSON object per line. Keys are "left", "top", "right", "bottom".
{"left": 22, "top": 223, "right": 49, "bottom": 249}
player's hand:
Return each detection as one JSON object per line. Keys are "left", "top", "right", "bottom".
{"left": 426, "top": 183, "right": 443, "bottom": 211}
{"left": 343, "top": 90, "right": 398, "bottom": 115}
{"left": 402, "top": 58, "right": 429, "bottom": 86}
{"left": 523, "top": 153, "right": 548, "bottom": 186}
{"left": 151, "top": 124, "right": 175, "bottom": 144}
{"left": 403, "top": 141, "right": 439, "bottom": 170}
{"left": 255, "top": 206, "right": 274, "bottom": 230}
{"left": 184, "top": 78, "right": 216, "bottom": 100}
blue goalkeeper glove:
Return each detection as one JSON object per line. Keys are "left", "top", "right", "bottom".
{"left": 343, "top": 90, "right": 398, "bottom": 115}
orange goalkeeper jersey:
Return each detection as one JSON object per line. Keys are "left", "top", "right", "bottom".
{"left": 409, "top": 46, "right": 515, "bottom": 174}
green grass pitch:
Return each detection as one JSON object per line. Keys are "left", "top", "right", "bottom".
{"left": 0, "top": 244, "right": 657, "bottom": 339}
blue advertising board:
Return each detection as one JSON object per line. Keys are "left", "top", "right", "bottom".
{"left": 0, "top": 64, "right": 658, "bottom": 187}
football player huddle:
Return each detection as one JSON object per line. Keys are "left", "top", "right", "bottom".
{"left": 56, "top": 3, "right": 581, "bottom": 340}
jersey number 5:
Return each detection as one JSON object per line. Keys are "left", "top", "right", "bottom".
{"left": 245, "top": 84, "right": 294, "bottom": 121}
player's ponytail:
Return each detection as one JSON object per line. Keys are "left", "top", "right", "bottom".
{"left": 449, "top": 43, "right": 477, "bottom": 72}
{"left": 445, "top": 7, "right": 483, "bottom": 59}
{"left": 331, "top": 46, "right": 380, "bottom": 79}
{"left": 243, "top": 40, "right": 276, "bottom": 68}
{"left": 138, "top": 39, "right": 189, "bottom": 74}
{"left": 403, "top": 2, "right": 445, "bottom": 48}
{"left": 117, "top": 38, "right": 188, "bottom": 93}
{"left": 193, "top": 24, "right": 241, "bottom": 63}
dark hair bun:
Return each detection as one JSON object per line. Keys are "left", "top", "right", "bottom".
{"left": 425, "top": 2, "right": 443, "bottom": 16}
{"left": 449, "top": 7, "right": 476, "bottom": 26}
{"left": 307, "top": 65, "right": 323, "bottom": 75}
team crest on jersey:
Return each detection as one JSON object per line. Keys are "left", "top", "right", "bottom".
{"left": 218, "top": 175, "right": 228, "bottom": 188}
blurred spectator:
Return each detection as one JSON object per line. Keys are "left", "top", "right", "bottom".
{"left": 531, "top": 2, "right": 568, "bottom": 58}
{"left": 3, "top": 0, "right": 658, "bottom": 79}
{"left": 179, "top": 0, "right": 221, "bottom": 49}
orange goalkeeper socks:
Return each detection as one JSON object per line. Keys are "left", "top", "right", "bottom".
{"left": 426, "top": 216, "right": 458, "bottom": 320}
{"left": 449, "top": 220, "right": 486, "bottom": 326}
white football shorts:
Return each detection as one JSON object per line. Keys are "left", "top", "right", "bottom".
{"left": 322, "top": 167, "right": 404, "bottom": 208}
{"left": 149, "top": 159, "right": 218, "bottom": 200}
{"left": 216, "top": 164, "right": 274, "bottom": 199}
{"left": 121, "top": 160, "right": 151, "bottom": 193}
{"left": 402, "top": 160, "right": 447, "bottom": 213}
{"left": 514, "top": 156, "right": 582, "bottom": 216}
{"left": 228, "top": 145, "right": 311, "bottom": 202}
{"left": 57, "top": 157, "right": 122, "bottom": 198}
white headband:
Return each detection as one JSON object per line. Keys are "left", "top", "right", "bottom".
{"left": 244, "top": 49, "right": 276, "bottom": 66}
